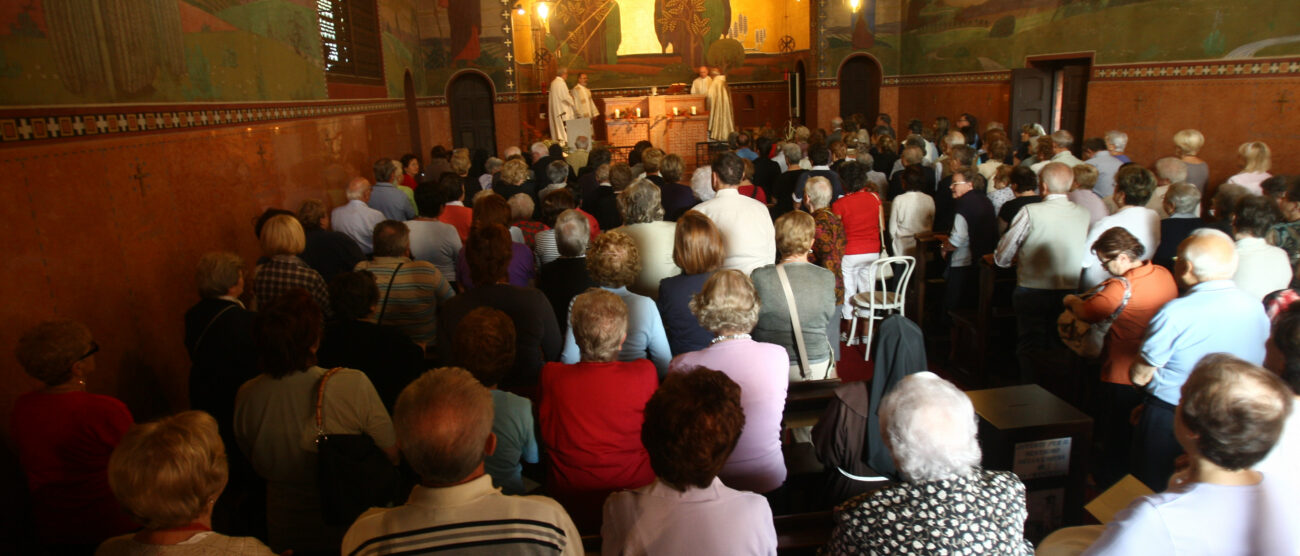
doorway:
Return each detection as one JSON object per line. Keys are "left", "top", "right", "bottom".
{"left": 403, "top": 70, "right": 422, "bottom": 160}
{"left": 1011, "top": 56, "right": 1091, "bottom": 156}
{"left": 447, "top": 72, "right": 497, "bottom": 155}
{"left": 838, "top": 55, "right": 881, "bottom": 130}
{"left": 789, "top": 60, "right": 807, "bottom": 123}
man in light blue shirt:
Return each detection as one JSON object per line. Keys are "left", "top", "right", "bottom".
{"left": 1084, "top": 137, "right": 1123, "bottom": 199}
{"left": 735, "top": 132, "right": 758, "bottom": 161}
{"left": 331, "top": 177, "right": 386, "bottom": 255}
{"left": 1131, "top": 228, "right": 1269, "bottom": 490}
{"left": 368, "top": 158, "right": 416, "bottom": 221}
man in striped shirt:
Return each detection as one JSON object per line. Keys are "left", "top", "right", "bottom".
{"left": 342, "top": 367, "right": 583, "bottom": 556}
{"left": 354, "top": 221, "right": 454, "bottom": 348}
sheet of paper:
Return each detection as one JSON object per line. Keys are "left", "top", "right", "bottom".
{"left": 1085, "top": 475, "right": 1154, "bottom": 524}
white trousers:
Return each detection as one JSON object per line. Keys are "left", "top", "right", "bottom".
{"left": 840, "top": 252, "right": 881, "bottom": 319}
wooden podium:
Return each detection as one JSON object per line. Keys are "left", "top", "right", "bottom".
{"left": 603, "top": 95, "right": 709, "bottom": 156}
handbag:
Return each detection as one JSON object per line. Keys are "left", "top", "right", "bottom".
{"left": 1058, "top": 277, "right": 1131, "bottom": 358}
{"left": 315, "top": 367, "right": 402, "bottom": 526}
{"left": 777, "top": 264, "right": 836, "bottom": 381}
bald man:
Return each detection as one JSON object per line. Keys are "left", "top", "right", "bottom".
{"left": 343, "top": 367, "right": 583, "bottom": 554}
{"left": 1129, "top": 228, "right": 1270, "bottom": 491}
{"left": 690, "top": 65, "right": 712, "bottom": 95}
{"left": 331, "top": 177, "right": 386, "bottom": 254}
{"left": 994, "top": 161, "right": 1091, "bottom": 382}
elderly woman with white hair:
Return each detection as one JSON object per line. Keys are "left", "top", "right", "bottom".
{"left": 614, "top": 179, "right": 680, "bottom": 299}
{"left": 828, "top": 372, "right": 1034, "bottom": 554}
{"left": 1154, "top": 183, "right": 1205, "bottom": 270}
{"left": 669, "top": 270, "right": 789, "bottom": 493}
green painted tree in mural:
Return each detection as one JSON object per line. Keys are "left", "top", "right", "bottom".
{"left": 706, "top": 38, "right": 744, "bottom": 73}
{"left": 551, "top": 0, "right": 621, "bottom": 65}
{"left": 655, "top": 0, "right": 731, "bottom": 68}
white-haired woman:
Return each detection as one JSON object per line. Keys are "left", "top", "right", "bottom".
{"left": 668, "top": 270, "right": 788, "bottom": 493}
{"left": 614, "top": 179, "right": 680, "bottom": 299}
{"left": 828, "top": 372, "right": 1034, "bottom": 555}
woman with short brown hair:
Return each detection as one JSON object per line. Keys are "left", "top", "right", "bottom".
{"left": 657, "top": 211, "right": 726, "bottom": 355}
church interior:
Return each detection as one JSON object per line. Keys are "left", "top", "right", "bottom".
{"left": 2, "top": 0, "right": 1299, "bottom": 553}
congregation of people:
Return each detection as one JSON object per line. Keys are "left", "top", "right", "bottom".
{"left": 11, "top": 114, "right": 1300, "bottom": 556}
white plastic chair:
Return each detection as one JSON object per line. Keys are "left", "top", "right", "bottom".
{"left": 848, "top": 255, "right": 916, "bottom": 360}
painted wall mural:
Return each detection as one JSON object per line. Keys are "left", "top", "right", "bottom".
{"left": 896, "top": 0, "right": 1300, "bottom": 75}
{"left": 511, "top": 0, "right": 809, "bottom": 91}
{"left": 819, "top": 0, "right": 904, "bottom": 78}
{"left": 416, "top": 0, "right": 514, "bottom": 96}
{"left": 0, "top": 0, "right": 330, "bottom": 105}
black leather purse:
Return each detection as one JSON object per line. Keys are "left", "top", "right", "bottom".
{"left": 314, "top": 367, "right": 402, "bottom": 526}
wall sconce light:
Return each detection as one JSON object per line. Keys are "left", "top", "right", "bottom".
{"left": 849, "top": 0, "right": 861, "bottom": 11}
{"left": 537, "top": 1, "right": 551, "bottom": 21}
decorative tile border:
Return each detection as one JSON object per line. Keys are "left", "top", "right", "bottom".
{"left": 0, "top": 99, "right": 406, "bottom": 146}
{"left": 1091, "top": 57, "right": 1300, "bottom": 81}
{"left": 886, "top": 71, "right": 1012, "bottom": 86}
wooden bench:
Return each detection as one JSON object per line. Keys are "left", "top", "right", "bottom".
{"left": 948, "top": 255, "right": 1017, "bottom": 382}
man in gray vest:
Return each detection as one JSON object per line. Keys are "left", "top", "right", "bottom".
{"left": 994, "top": 162, "right": 1091, "bottom": 382}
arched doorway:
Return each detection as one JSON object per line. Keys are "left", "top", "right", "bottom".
{"left": 839, "top": 55, "right": 881, "bottom": 126}
{"left": 447, "top": 72, "right": 497, "bottom": 155}
{"left": 403, "top": 70, "right": 422, "bottom": 159}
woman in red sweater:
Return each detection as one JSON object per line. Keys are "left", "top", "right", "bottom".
{"left": 11, "top": 320, "right": 137, "bottom": 551}
{"left": 1064, "top": 227, "right": 1177, "bottom": 486}
{"left": 831, "top": 161, "right": 884, "bottom": 329}
{"left": 539, "top": 288, "right": 657, "bottom": 532}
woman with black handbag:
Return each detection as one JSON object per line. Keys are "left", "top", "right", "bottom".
{"left": 233, "top": 289, "right": 399, "bottom": 555}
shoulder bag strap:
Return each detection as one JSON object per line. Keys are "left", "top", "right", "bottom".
{"left": 192, "top": 304, "right": 236, "bottom": 356}
{"left": 1101, "top": 276, "right": 1133, "bottom": 324}
{"left": 375, "top": 263, "right": 404, "bottom": 325}
{"left": 777, "top": 264, "right": 811, "bottom": 379}
{"left": 874, "top": 192, "right": 888, "bottom": 256}
{"left": 314, "top": 367, "right": 345, "bottom": 439}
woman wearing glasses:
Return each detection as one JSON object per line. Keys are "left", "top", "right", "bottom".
{"left": 11, "top": 320, "right": 137, "bottom": 552}
{"left": 1063, "top": 227, "right": 1177, "bottom": 487}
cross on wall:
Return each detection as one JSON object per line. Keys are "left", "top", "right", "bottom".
{"left": 129, "top": 161, "right": 150, "bottom": 196}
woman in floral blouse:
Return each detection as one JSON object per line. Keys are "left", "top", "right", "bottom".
{"left": 827, "top": 372, "right": 1034, "bottom": 555}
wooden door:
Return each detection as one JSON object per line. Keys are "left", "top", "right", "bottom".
{"left": 839, "top": 56, "right": 880, "bottom": 125}
{"left": 448, "top": 73, "right": 496, "bottom": 155}
{"left": 403, "top": 70, "right": 422, "bottom": 159}
{"left": 1059, "top": 64, "right": 1090, "bottom": 156}
{"left": 1010, "top": 68, "right": 1052, "bottom": 145}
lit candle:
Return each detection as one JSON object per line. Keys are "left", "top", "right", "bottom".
{"left": 613, "top": 108, "right": 620, "bottom": 118}
{"left": 672, "top": 107, "right": 679, "bottom": 116}
{"left": 690, "top": 106, "right": 697, "bottom": 115}
{"left": 635, "top": 107, "right": 641, "bottom": 118}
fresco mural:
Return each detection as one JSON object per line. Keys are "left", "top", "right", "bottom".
{"left": 819, "top": 0, "right": 904, "bottom": 77}
{"left": 0, "top": 0, "right": 330, "bottom": 105}
{"left": 416, "top": 0, "right": 514, "bottom": 96}
{"left": 511, "top": 0, "right": 810, "bottom": 91}
{"left": 896, "top": 0, "right": 1300, "bottom": 75}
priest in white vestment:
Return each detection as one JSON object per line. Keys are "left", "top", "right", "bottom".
{"left": 706, "top": 69, "right": 734, "bottom": 142}
{"left": 690, "top": 65, "right": 712, "bottom": 95}
{"left": 548, "top": 67, "right": 575, "bottom": 145}
{"left": 571, "top": 73, "right": 596, "bottom": 119}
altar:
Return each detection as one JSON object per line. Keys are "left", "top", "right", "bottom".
{"left": 602, "top": 94, "right": 710, "bottom": 156}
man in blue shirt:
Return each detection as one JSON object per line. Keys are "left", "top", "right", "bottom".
{"left": 735, "top": 132, "right": 758, "bottom": 161}
{"left": 368, "top": 158, "right": 416, "bottom": 221}
{"left": 1131, "top": 228, "right": 1270, "bottom": 490}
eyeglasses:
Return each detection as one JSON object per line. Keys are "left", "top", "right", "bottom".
{"left": 77, "top": 341, "right": 99, "bottom": 362}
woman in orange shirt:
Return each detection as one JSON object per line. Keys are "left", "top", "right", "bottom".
{"left": 1064, "top": 227, "right": 1178, "bottom": 487}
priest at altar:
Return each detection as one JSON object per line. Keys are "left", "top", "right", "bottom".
{"left": 548, "top": 67, "right": 576, "bottom": 145}
{"left": 706, "top": 69, "right": 734, "bottom": 142}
